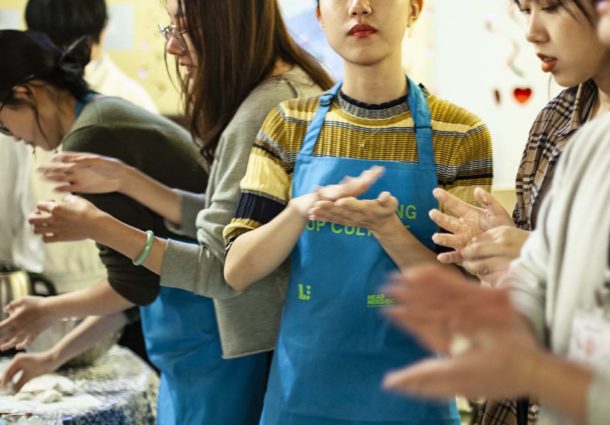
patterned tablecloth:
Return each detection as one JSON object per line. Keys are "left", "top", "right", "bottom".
{"left": 0, "top": 346, "right": 158, "bottom": 425}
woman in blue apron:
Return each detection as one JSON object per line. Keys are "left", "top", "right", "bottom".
{"left": 262, "top": 78, "right": 460, "bottom": 425}
{"left": 224, "top": 0, "right": 493, "bottom": 423}
{"left": 0, "top": 0, "right": 333, "bottom": 423}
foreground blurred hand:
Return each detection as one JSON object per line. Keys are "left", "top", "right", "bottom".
{"left": 382, "top": 264, "right": 543, "bottom": 399}
{"left": 38, "top": 152, "right": 128, "bottom": 194}
{"left": 28, "top": 196, "right": 109, "bottom": 243}
{"left": 0, "top": 297, "right": 59, "bottom": 351}
{"left": 429, "top": 188, "right": 514, "bottom": 264}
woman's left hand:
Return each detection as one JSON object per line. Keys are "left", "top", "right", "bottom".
{"left": 28, "top": 196, "right": 107, "bottom": 243}
{"left": 308, "top": 191, "right": 401, "bottom": 236}
{"left": 0, "top": 351, "right": 57, "bottom": 393}
{"left": 316, "top": 165, "right": 384, "bottom": 201}
{"left": 460, "top": 226, "right": 530, "bottom": 285}
{"left": 429, "top": 188, "right": 515, "bottom": 265}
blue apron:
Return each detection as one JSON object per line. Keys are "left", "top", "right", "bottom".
{"left": 260, "top": 79, "right": 459, "bottom": 424}
{"left": 141, "top": 286, "right": 269, "bottom": 424}
{"left": 75, "top": 95, "right": 269, "bottom": 424}
{"left": 75, "top": 92, "right": 96, "bottom": 116}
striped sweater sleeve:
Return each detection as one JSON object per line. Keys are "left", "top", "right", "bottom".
{"left": 441, "top": 120, "right": 493, "bottom": 209}
{"left": 224, "top": 105, "right": 292, "bottom": 246}
{"left": 427, "top": 95, "right": 493, "bottom": 210}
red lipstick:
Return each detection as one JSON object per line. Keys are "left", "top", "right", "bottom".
{"left": 348, "top": 23, "right": 377, "bottom": 38}
{"left": 537, "top": 54, "right": 557, "bottom": 73}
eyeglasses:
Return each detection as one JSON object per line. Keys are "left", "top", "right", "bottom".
{"left": 158, "top": 24, "right": 189, "bottom": 52}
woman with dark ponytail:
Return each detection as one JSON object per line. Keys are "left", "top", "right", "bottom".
{"left": 0, "top": 28, "right": 215, "bottom": 421}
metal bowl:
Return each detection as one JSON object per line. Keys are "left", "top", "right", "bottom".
{"left": 26, "top": 318, "right": 121, "bottom": 368}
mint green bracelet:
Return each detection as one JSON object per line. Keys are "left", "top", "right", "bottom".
{"left": 133, "top": 230, "right": 154, "bottom": 266}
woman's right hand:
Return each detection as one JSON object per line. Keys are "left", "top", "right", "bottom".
{"left": 382, "top": 264, "right": 543, "bottom": 400}
{"left": 38, "top": 152, "right": 130, "bottom": 194}
{"left": 429, "top": 187, "right": 514, "bottom": 264}
{"left": 0, "top": 296, "right": 59, "bottom": 351}
{"left": 0, "top": 351, "right": 58, "bottom": 393}
{"left": 29, "top": 196, "right": 108, "bottom": 243}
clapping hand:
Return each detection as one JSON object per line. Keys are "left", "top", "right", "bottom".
{"left": 308, "top": 166, "right": 401, "bottom": 235}
{"left": 382, "top": 264, "right": 542, "bottom": 400}
{"left": 429, "top": 187, "right": 514, "bottom": 264}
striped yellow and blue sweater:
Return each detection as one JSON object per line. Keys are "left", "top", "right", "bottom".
{"left": 224, "top": 89, "right": 493, "bottom": 245}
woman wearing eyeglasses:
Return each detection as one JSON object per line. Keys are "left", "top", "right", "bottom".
{"left": 0, "top": 0, "right": 332, "bottom": 423}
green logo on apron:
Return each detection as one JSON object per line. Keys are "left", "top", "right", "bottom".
{"left": 367, "top": 294, "right": 395, "bottom": 308}
{"left": 298, "top": 284, "right": 312, "bottom": 301}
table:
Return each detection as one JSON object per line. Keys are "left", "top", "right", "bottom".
{"left": 0, "top": 346, "right": 158, "bottom": 424}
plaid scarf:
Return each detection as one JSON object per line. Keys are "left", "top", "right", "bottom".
{"left": 513, "top": 80, "right": 598, "bottom": 230}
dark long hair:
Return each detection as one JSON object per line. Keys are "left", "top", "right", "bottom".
{"left": 178, "top": 0, "right": 334, "bottom": 165}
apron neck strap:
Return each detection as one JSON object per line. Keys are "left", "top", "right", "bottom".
{"left": 301, "top": 82, "right": 342, "bottom": 154}
{"left": 301, "top": 78, "right": 434, "bottom": 165}
{"left": 406, "top": 79, "right": 435, "bottom": 165}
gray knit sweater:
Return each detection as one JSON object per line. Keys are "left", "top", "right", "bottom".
{"left": 508, "top": 115, "right": 610, "bottom": 425}
{"left": 160, "top": 67, "right": 322, "bottom": 357}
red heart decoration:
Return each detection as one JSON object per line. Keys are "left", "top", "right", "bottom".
{"left": 513, "top": 87, "right": 533, "bottom": 104}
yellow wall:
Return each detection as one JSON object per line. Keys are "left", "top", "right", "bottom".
{"left": 0, "top": 0, "right": 182, "bottom": 115}
{"left": 104, "top": 0, "right": 182, "bottom": 115}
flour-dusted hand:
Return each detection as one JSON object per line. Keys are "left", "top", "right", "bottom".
{"left": 0, "top": 296, "right": 59, "bottom": 351}
{"left": 0, "top": 351, "right": 58, "bottom": 393}
{"left": 316, "top": 165, "right": 385, "bottom": 201}
{"left": 429, "top": 187, "right": 514, "bottom": 264}
{"left": 461, "top": 226, "right": 530, "bottom": 285}
{"left": 28, "top": 196, "right": 109, "bottom": 243}
{"left": 38, "top": 152, "right": 129, "bottom": 194}
{"left": 309, "top": 191, "right": 400, "bottom": 236}
{"left": 382, "top": 264, "right": 544, "bottom": 400}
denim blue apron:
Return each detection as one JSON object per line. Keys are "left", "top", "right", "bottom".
{"left": 141, "top": 286, "right": 269, "bottom": 425}
{"left": 260, "top": 79, "right": 460, "bottom": 424}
